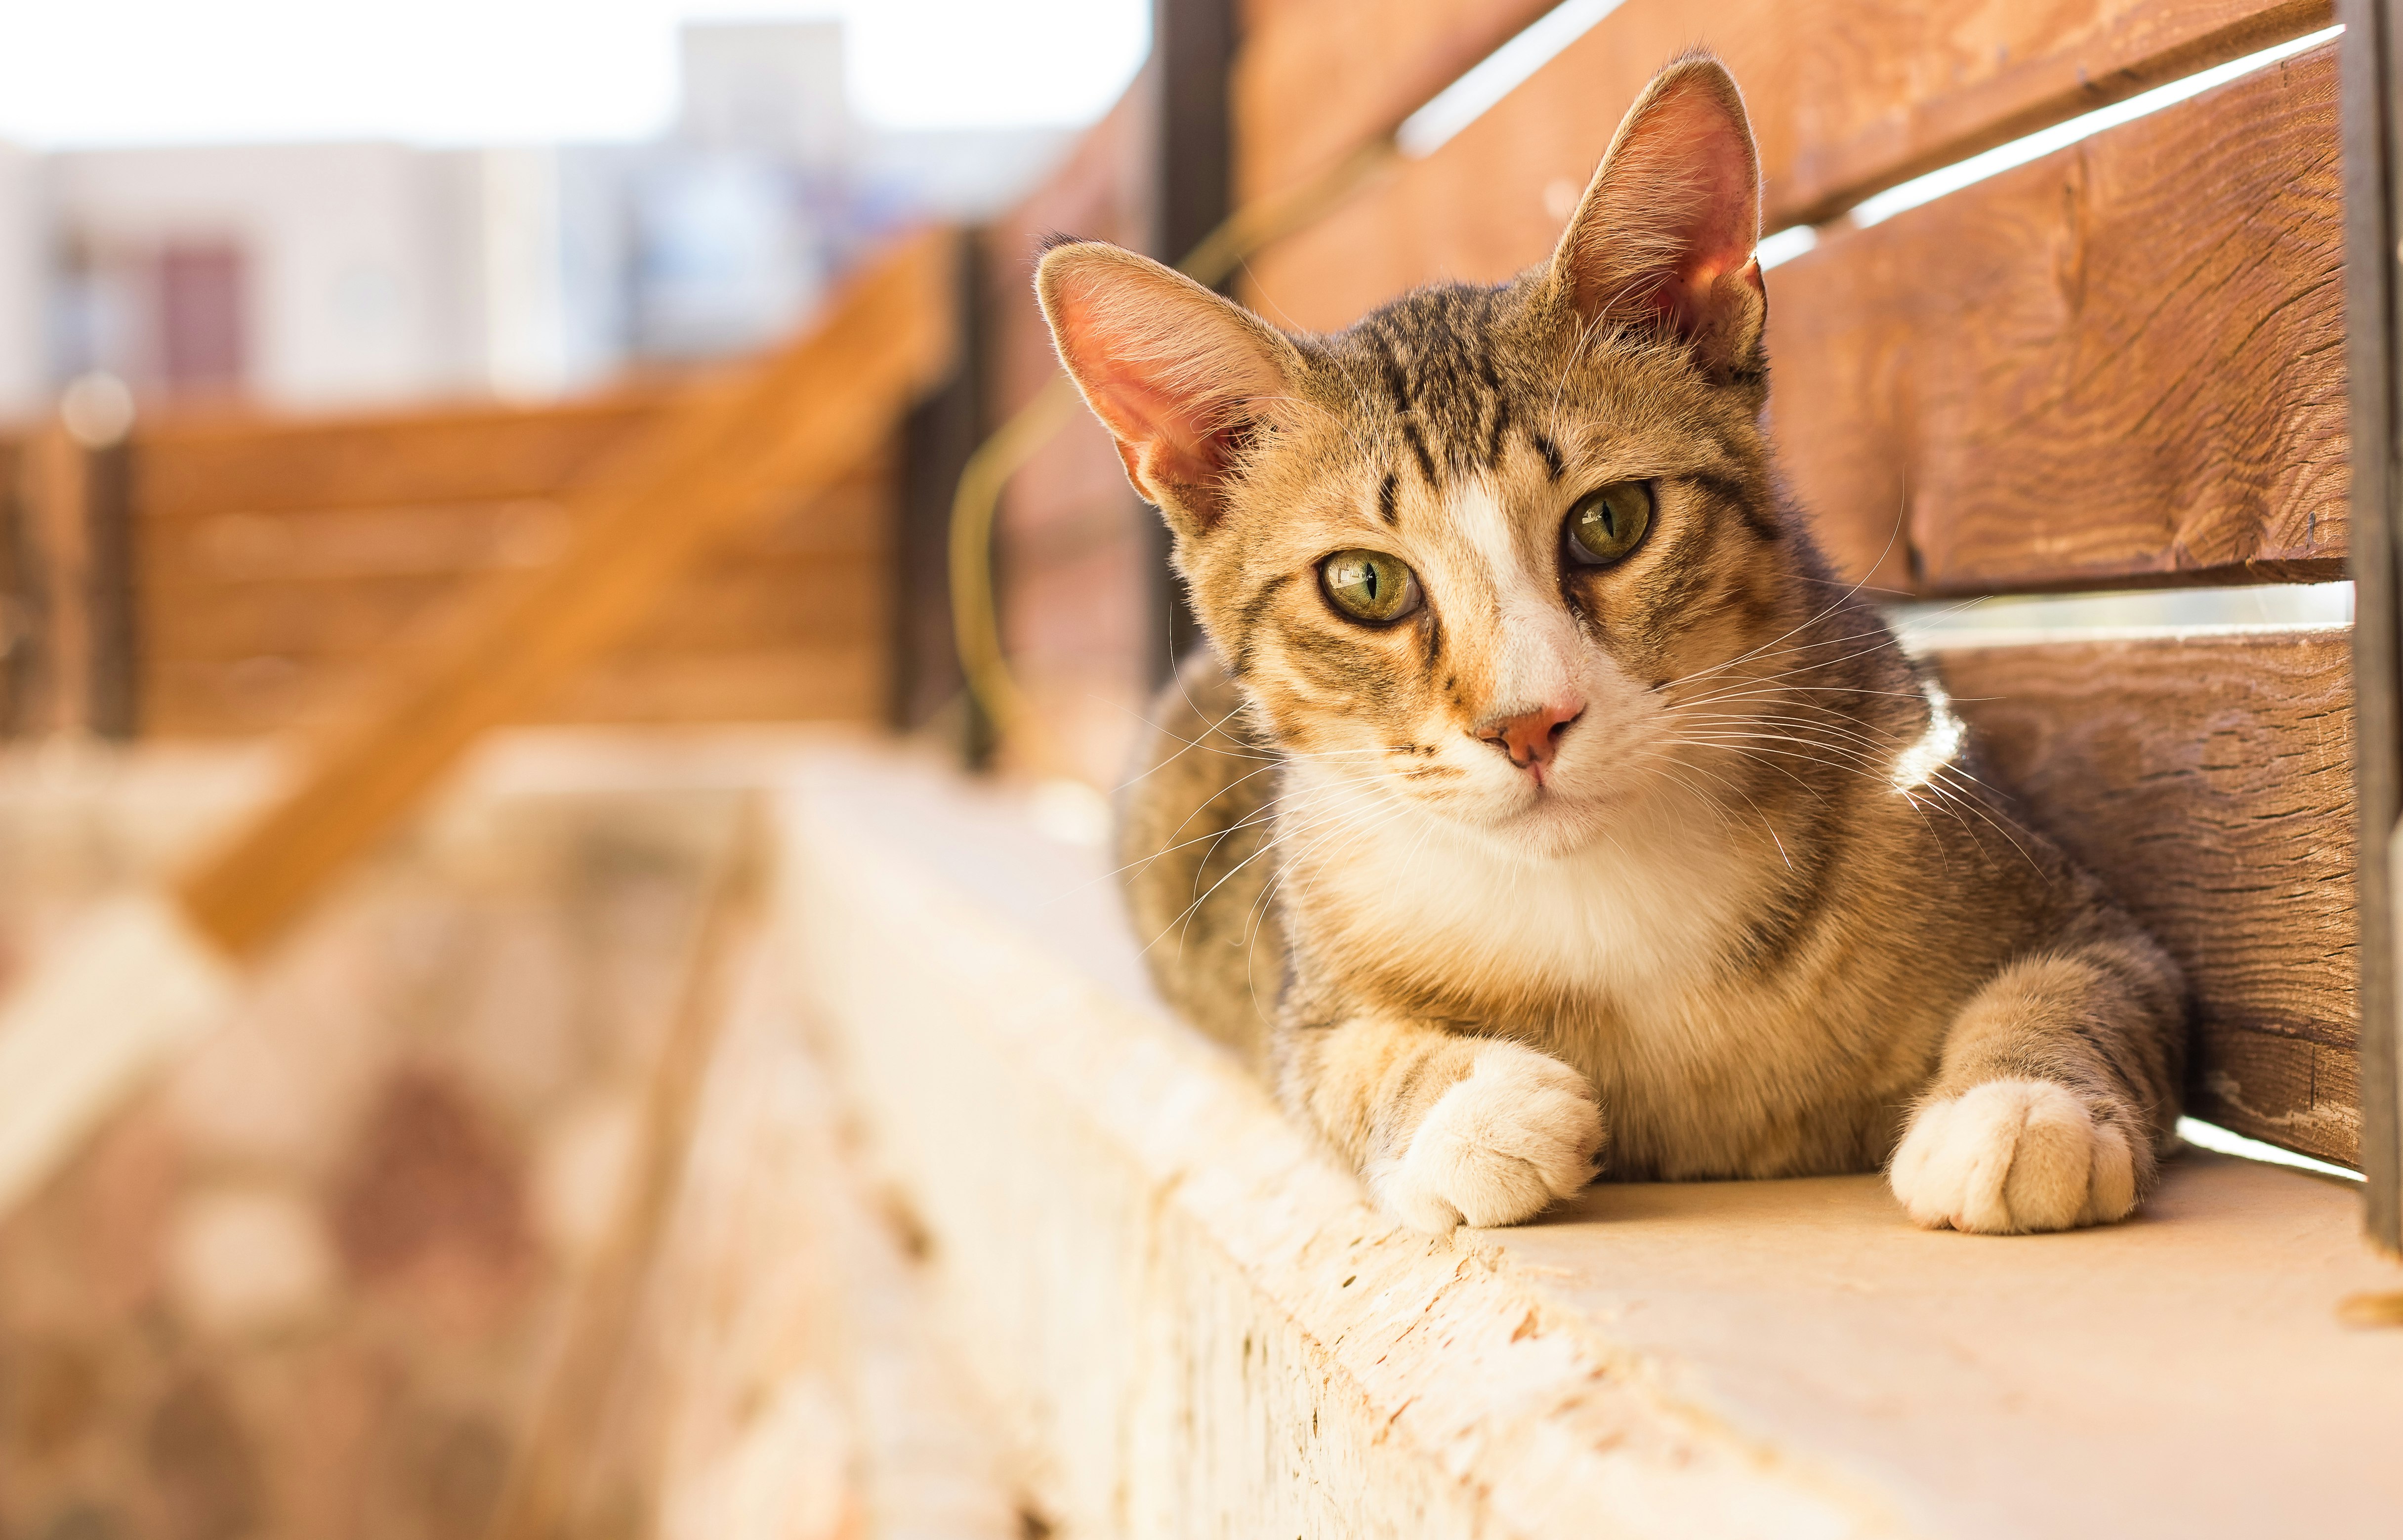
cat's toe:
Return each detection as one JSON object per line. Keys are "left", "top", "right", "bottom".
{"left": 1372, "top": 1043, "right": 1603, "bottom": 1232}
{"left": 1889, "top": 1079, "right": 2136, "bottom": 1234}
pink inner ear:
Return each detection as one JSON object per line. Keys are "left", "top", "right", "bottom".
{"left": 1568, "top": 67, "right": 1762, "bottom": 339}
{"left": 1641, "top": 96, "right": 1759, "bottom": 331}
{"left": 1078, "top": 354, "right": 1242, "bottom": 496}
{"left": 1046, "top": 272, "right": 1271, "bottom": 508}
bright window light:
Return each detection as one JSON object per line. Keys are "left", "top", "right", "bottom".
{"left": 1886, "top": 582, "right": 2355, "bottom": 652}
{"left": 0, "top": 0, "right": 1150, "bottom": 148}
{"left": 1850, "top": 24, "right": 2343, "bottom": 228}
{"left": 1396, "top": 0, "right": 1627, "bottom": 159}
{"left": 2178, "top": 1117, "right": 2364, "bottom": 1183}
{"left": 1755, "top": 225, "right": 1818, "bottom": 269}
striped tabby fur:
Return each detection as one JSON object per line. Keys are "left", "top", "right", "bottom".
{"left": 1040, "top": 55, "right": 2185, "bottom": 1234}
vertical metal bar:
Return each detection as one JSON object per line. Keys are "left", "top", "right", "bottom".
{"left": 895, "top": 228, "right": 993, "bottom": 765}
{"left": 1148, "top": 0, "right": 1237, "bottom": 683}
{"left": 21, "top": 421, "right": 93, "bottom": 739}
{"left": 83, "top": 436, "right": 137, "bottom": 739}
{"left": 2342, "top": 0, "right": 2403, "bottom": 1254}
{"left": 0, "top": 437, "right": 27, "bottom": 735}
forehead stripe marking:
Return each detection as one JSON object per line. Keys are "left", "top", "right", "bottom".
{"left": 1376, "top": 471, "right": 1400, "bottom": 527}
{"left": 1401, "top": 419, "right": 1439, "bottom": 487}
{"left": 1529, "top": 429, "right": 1566, "bottom": 481}
{"left": 1376, "top": 337, "right": 1412, "bottom": 414}
{"left": 1485, "top": 394, "right": 1511, "bottom": 470}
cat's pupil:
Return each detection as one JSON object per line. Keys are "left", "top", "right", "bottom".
{"left": 1321, "top": 550, "right": 1421, "bottom": 624}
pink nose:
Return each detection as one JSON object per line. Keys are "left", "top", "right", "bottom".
{"left": 1477, "top": 700, "right": 1584, "bottom": 769}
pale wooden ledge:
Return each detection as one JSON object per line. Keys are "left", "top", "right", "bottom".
{"left": 775, "top": 747, "right": 2403, "bottom": 1540}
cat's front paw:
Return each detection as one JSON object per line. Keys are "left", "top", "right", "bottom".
{"left": 1371, "top": 1042, "right": 1603, "bottom": 1232}
{"left": 1889, "top": 1079, "right": 2136, "bottom": 1234}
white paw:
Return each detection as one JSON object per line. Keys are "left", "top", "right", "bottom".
{"left": 1371, "top": 1042, "right": 1602, "bottom": 1232}
{"left": 1889, "top": 1079, "right": 2136, "bottom": 1234}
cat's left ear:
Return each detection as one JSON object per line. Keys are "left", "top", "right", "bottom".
{"left": 1037, "top": 239, "right": 1306, "bottom": 538}
{"left": 1548, "top": 53, "right": 1765, "bottom": 382}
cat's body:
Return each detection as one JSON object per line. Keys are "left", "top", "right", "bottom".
{"left": 1049, "top": 55, "right": 2185, "bottom": 1235}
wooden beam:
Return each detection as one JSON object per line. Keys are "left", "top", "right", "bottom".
{"left": 130, "top": 392, "right": 668, "bottom": 520}
{"left": 894, "top": 232, "right": 988, "bottom": 739}
{"left": 1934, "top": 629, "right": 2359, "bottom": 1166}
{"left": 19, "top": 423, "right": 94, "bottom": 737}
{"left": 0, "top": 435, "right": 27, "bottom": 733}
{"left": 1773, "top": 43, "right": 2345, "bottom": 594}
{"left": 1232, "top": 0, "right": 1554, "bottom": 206}
{"left": 169, "top": 228, "right": 957, "bottom": 957}
{"left": 2339, "top": 0, "right": 2403, "bottom": 1251}
{"left": 84, "top": 437, "right": 138, "bottom": 737}
{"left": 1239, "top": 0, "right": 2334, "bottom": 331}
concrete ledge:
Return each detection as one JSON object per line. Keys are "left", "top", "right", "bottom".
{"left": 779, "top": 749, "right": 2403, "bottom": 1539}
{"left": 779, "top": 753, "right": 1891, "bottom": 1537}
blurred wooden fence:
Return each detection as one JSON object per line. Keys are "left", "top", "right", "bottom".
{"left": 1, "top": 390, "right": 899, "bottom": 739}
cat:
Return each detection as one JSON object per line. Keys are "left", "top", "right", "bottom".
{"left": 1036, "top": 53, "right": 2185, "bottom": 1236}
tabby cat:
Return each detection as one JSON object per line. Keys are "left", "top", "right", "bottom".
{"left": 1037, "top": 54, "right": 2184, "bottom": 1234}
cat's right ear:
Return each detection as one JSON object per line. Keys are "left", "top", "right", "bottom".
{"left": 1036, "top": 240, "right": 1302, "bottom": 536}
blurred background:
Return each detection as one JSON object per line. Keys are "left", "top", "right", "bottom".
{"left": 0, "top": 1, "right": 1135, "bottom": 409}
{"left": 0, "top": 0, "right": 1198, "bottom": 785}
{"left": 0, "top": 4, "right": 1177, "bottom": 1536}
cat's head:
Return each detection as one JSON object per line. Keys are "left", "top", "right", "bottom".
{"left": 1041, "top": 55, "right": 1814, "bottom": 859}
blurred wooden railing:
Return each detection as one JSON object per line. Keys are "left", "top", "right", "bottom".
{"left": 0, "top": 231, "right": 959, "bottom": 1240}
{"left": 3, "top": 362, "right": 899, "bottom": 742}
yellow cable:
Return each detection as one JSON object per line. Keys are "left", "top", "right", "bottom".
{"left": 946, "top": 137, "right": 1402, "bottom": 759}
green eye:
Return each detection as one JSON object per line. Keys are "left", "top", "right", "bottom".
{"left": 1319, "top": 549, "right": 1423, "bottom": 624}
{"left": 1564, "top": 481, "right": 1654, "bottom": 566}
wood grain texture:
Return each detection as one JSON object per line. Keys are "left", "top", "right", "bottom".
{"left": 1774, "top": 43, "right": 2346, "bottom": 593}
{"left": 1242, "top": 0, "right": 2332, "bottom": 325}
{"left": 170, "top": 229, "right": 955, "bottom": 955}
{"left": 131, "top": 392, "right": 669, "bottom": 519}
{"left": 534, "top": 646, "right": 886, "bottom": 726}
{"left": 140, "top": 555, "right": 885, "bottom": 665}
{"left": 1232, "top": 0, "right": 1554, "bottom": 204}
{"left": 1249, "top": 37, "right": 2345, "bottom": 596}
{"left": 1761, "top": 0, "right": 2333, "bottom": 225}
{"left": 131, "top": 430, "right": 891, "bottom": 737}
{"left": 1933, "top": 629, "right": 2359, "bottom": 1165}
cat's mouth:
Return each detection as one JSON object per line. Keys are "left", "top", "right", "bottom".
{"left": 1474, "top": 765, "right": 1620, "bottom": 847}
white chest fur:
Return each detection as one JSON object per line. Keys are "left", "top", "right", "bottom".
{"left": 1278, "top": 765, "right": 1762, "bottom": 1012}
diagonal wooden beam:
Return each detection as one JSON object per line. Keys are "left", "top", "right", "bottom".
{"left": 0, "top": 227, "right": 958, "bottom": 1214}
{"left": 176, "top": 227, "right": 957, "bottom": 957}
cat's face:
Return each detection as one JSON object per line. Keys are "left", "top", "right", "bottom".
{"left": 1185, "top": 292, "right": 1789, "bottom": 858}
{"left": 1043, "top": 57, "right": 1787, "bottom": 859}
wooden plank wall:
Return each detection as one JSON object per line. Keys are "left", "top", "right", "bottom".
{"left": 124, "top": 393, "right": 897, "bottom": 735}
{"left": 1242, "top": 0, "right": 2332, "bottom": 328}
{"left": 1227, "top": 0, "right": 2356, "bottom": 1162}
{"left": 1774, "top": 47, "right": 2345, "bottom": 593}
